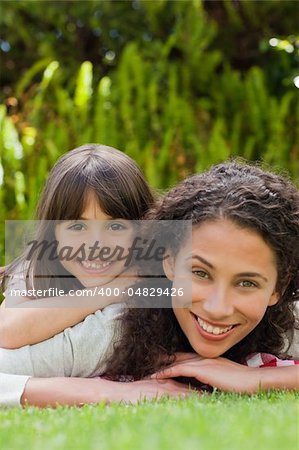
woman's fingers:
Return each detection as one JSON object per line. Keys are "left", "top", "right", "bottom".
{"left": 150, "top": 357, "right": 242, "bottom": 385}
{"left": 151, "top": 358, "right": 224, "bottom": 379}
{"left": 129, "top": 379, "right": 198, "bottom": 403}
{"left": 151, "top": 363, "right": 198, "bottom": 379}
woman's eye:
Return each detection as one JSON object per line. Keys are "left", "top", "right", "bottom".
{"left": 239, "top": 280, "right": 257, "bottom": 288}
{"left": 68, "top": 223, "right": 85, "bottom": 231}
{"left": 192, "top": 269, "right": 209, "bottom": 279}
{"left": 108, "top": 222, "right": 126, "bottom": 231}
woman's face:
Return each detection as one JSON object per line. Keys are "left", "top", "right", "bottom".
{"left": 55, "top": 192, "right": 134, "bottom": 287}
{"left": 164, "top": 219, "right": 279, "bottom": 358}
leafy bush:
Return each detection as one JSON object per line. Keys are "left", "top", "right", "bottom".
{"left": 0, "top": 0, "right": 298, "bottom": 265}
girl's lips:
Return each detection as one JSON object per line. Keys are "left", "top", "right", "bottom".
{"left": 76, "top": 258, "right": 115, "bottom": 275}
{"left": 191, "top": 312, "right": 239, "bottom": 342}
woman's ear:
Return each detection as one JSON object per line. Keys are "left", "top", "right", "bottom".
{"left": 163, "top": 254, "right": 175, "bottom": 281}
{"left": 269, "top": 291, "right": 280, "bottom": 306}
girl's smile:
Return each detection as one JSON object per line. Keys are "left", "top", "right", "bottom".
{"left": 78, "top": 259, "right": 113, "bottom": 272}
{"left": 164, "top": 219, "right": 279, "bottom": 358}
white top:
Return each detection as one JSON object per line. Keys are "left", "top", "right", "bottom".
{"left": 0, "top": 374, "right": 33, "bottom": 407}
{"left": 0, "top": 303, "right": 124, "bottom": 407}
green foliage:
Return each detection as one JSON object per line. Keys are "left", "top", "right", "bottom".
{"left": 0, "top": 0, "right": 298, "bottom": 264}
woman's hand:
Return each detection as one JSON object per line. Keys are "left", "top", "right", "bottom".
{"left": 98, "top": 377, "right": 196, "bottom": 404}
{"left": 151, "top": 353, "right": 299, "bottom": 394}
{"left": 21, "top": 376, "right": 196, "bottom": 408}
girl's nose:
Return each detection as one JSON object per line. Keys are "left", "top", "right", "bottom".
{"left": 84, "top": 223, "right": 106, "bottom": 252}
{"left": 202, "top": 285, "right": 234, "bottom": 319}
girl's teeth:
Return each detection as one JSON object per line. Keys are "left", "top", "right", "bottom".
{"left": 197, "top": 317, "right": 233, "bottom": 335}
{"left": 80, "top": 260, "right": 111, "bottom": 270}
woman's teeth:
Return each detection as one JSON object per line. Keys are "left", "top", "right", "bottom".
{"left": 80, "top": 260, "right": 111, "bottom": 270}
{"left": 197, "top": 317, "right": 234, "bottom": 335}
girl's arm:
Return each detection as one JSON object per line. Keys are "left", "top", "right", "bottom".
{"left": 21, "top": 377, "right": 193, "bottom": 408}
{"left": 0, "top": 274, "right": 136, "bottom": 349}
{"left": 0, "top": 299, "right": 99, "bottom": 349}
{"left": 151, "top": 353, "right": 299, "bottom": 393}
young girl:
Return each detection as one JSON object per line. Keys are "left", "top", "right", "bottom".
{"left": 0, "top": 143, "right": 154, "bottom": 347}
{"left": 1, "top": 161, "right": 298, "bottom": 407}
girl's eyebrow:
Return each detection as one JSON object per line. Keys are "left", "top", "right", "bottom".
{"left": 187, "top": 255, "right": 269, "bottom": 282}
{"left": 78, "top": 216, "right": 113, "bottom": 220}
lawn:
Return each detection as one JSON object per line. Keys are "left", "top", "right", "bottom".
{"left": 0, "top": 392, "right": 298, "bottom": 450}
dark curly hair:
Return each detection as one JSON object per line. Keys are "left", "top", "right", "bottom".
{"left": 105, "top": 160, "right": 299, "bottom": 379}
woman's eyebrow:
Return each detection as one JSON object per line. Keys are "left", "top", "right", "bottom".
{"left": 236, "top": 272, "right": 268, "bottom": 282}
{"left": 187, "top": 255, "right": 214, "bottom": 269}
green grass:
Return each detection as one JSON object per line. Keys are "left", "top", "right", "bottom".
{"left": 0, "top": 392, "right": 298, "bottom": 450}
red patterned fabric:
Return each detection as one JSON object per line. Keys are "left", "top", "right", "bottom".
{"left": 245, "top": 352, "right": 299, "bottom": 367}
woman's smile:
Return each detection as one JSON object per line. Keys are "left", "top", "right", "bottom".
{"left": 191, "top": 312, "right": 238, "bottom": 339}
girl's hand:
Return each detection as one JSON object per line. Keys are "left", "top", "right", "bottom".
{"left": 150, "top": 354, "right": 297, "bottom": 394}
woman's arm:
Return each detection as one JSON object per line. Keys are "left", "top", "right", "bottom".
{"left": 151, "top": 354, "right": 299, "bottom": 393}
{"left": 260, "top": 365, "right": 299, "bottom": 391}
{"left": 0, "top": 274, "right": 136, "bottom": 349}
{"left": 21, "top": 377, "right": 193, "bottom": 408}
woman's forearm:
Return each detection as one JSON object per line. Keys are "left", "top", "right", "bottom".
{"left": 21, "top": 377, "right": 105, "bottom": 408}
{"left": 260, "top": 365, "right": 299, "bottom": 391}
{"left": 20, "top": 376, "right": 193, "bottom": 408}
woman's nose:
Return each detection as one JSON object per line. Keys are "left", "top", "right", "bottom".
{"left": 202, "top": 285, "right": 234, "bottom": 318}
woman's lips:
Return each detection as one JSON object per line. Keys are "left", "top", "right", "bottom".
{"left": 191, "top": 312, "right": 239, "bottom": 341}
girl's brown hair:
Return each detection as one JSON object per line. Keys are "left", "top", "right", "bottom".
{"left": 106, "top": 161, "right": 299, "bottom": 379}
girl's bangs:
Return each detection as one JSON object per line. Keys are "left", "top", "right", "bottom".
{"left": 55, "top": 174, "right": 91, "bottom": 220}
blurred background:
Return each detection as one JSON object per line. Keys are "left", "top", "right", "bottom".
{"left": 0, "top": 0, "right": 298, "bottom": 263}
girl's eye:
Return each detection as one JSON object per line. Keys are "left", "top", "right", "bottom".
{"left": 68, "top": 223, "right": 85, "bottom": 231}
{"left": 107, "top": 222, "right": 126, "bottom": 231}
{"left": 239, "top": 280, "right": 258, "bottom": 288}
{"left": 192, "top": 269, "right": 209, "bottom": 279}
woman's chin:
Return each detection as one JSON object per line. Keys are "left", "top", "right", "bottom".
{"left": 192, "top": 344, "right": 224, "bottom": 359}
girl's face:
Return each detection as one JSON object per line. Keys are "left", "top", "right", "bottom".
{"left": 164, "top": 219, "right": 279, "bottom": 358}
{"left": 55, "top": 192, "right": 134, "bottom": 287}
